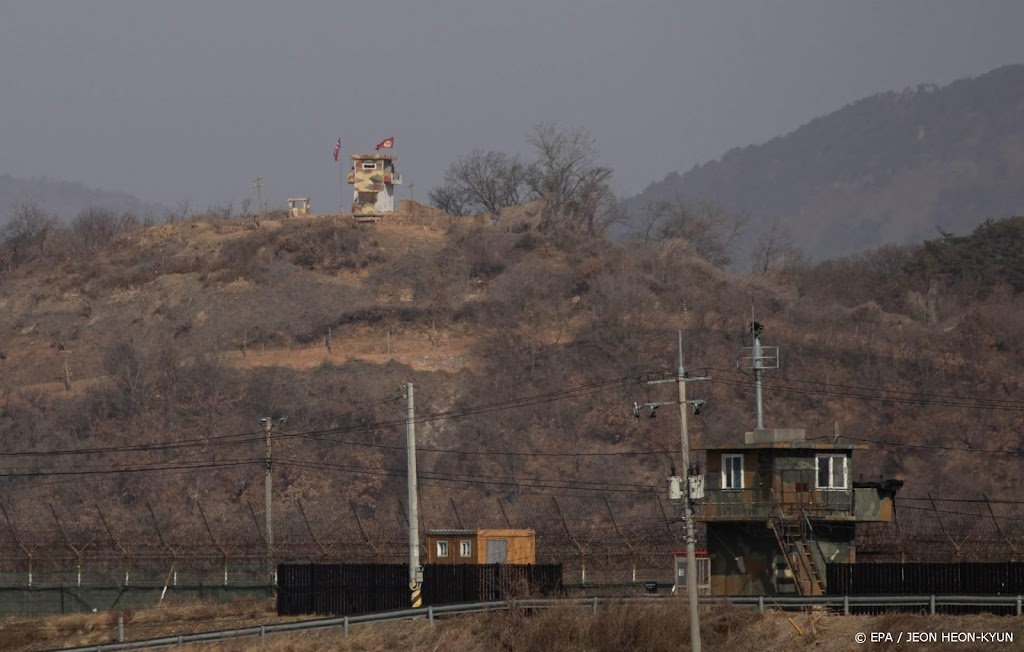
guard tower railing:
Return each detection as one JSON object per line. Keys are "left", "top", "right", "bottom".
{"left": 698, "top": 487, "right": 853, "bottom": 520}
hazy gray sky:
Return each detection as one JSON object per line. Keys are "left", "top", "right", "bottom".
{"left": 2, "top": 1, "right": 1023, "bottom": 213}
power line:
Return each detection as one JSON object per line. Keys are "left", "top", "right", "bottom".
{"left": 824, "top": 433, "right": 1024, "bottom": 455}
{"left": 275, "top": 459, "right": 658, "bottom": 495}
{"left": 706, "top": 367, "right": 1024, "bottom": 411}
{"left": 0, "top": 373, "right": 650, "bottom": 460}
{"left": 0, "top": 458, "right": 259, "bottom": 479}
{"left": 899, "top": 504, "right": 1024, "bottom": 523}
{"left": 901, "top": 495, "right": 1024, "bottom": 505}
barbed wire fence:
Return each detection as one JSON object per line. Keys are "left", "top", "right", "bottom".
{"left": 0, "top": 490, "right": 689, "bottom": 592}
{"left": 2, "top": 492, "right": 1022, "bottom": 596}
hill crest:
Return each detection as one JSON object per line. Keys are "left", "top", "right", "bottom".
{"left": 631, "top": 64, "right": 1024, "bottom": 261}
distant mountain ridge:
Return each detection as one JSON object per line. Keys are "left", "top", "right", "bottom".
{"left": 0, "top": 174, "right": 164, "bottom": 223}
{"left": 630, "top": 64, "right": 1024, "bottom": 260}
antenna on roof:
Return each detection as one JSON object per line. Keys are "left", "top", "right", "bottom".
{"left": 737, "top": 299, "right": 779, "bottom": 431}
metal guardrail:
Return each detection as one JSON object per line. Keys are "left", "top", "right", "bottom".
{"left": 724, "top": 594, "right": 1024, "bottom": 616}
{"left": 50, "top": 595, "right": 1024, "bottom": 651}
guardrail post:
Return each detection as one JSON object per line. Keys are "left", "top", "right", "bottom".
{"left": 1017, "top": 596, "right": 1022, "bottom": 617}
{"left": 428, "top": 605, "right": 434, "bottom": 625}
{"left": 344, "top": 616, "right": 349, "bottom": 638}
{"left": 757, "top": 596, "right": 764, "bottom": 613}
{"left": 592, "top": 596, "right": 598, "bottom": 614}
{"left": 260, "top": 625, "right": 266, "bottom": 646}
{"left": 117, "top": 615, "right": 124, "bottom": 643}
{"left": 843, "top": 595, "right": 849, "bottom": 616}
{"left": 929, "top": 595, "right": 935, "bottom": 615}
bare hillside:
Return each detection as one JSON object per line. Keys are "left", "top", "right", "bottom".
{"left": 0, "top": 211, "right": 1023, "bottom": 567}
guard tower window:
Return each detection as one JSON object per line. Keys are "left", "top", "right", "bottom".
{"left": 722, "top": 454, "right": 744, "bottom": 490}
{"left": 361, "top": 161, "right": 378, "bottom": 171}
{"left": 436, "top": 541, "right": 449, "bottom": 557}
{"left": 816, "top": 454, "right": 847, "bottom": 490}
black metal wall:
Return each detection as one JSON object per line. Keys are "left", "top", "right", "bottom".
{"left": 278, "top": 564, "right": 408, "bottom": 616}
{"left": 423, "top": 564, "right": 563, "bottom": 604}
{"left": 278, "top": 563, "right": 563, "bottom": 616}
{"left": 828, "top": 562, "right": 1024, "bottom": 595}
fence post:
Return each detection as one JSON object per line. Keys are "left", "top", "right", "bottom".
{"left": 1017, "top": 596, "right": 1022, "bottom": 617}
{"left": 758, "top": 596, "right": 764, "bottom": 613}
{"left": 929, "top": 595, "right": 936, "bottom": 615}
{"left": 428, "top": 605, "right": 434, "bottom": 625}
{"left": 344, "top": 616, "right": 349, "bottom": 637}
{"left": 592, "top": 596, "right": 598, "bottom": 614}
{"left": 843, "top": 595, "right": 849, "bottom": 616}
{"left": 117, "top": 615, "right": 124, "bottom": 642}
{"left": 260, "top": 625, "right": 266, "bottom": 646}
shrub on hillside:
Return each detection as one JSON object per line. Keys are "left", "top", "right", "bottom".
{"left": 444, "top": 224, "right": 513, "bottom": 278}
{"left": 272, "top": 220, "right": 383, "bottom": 272}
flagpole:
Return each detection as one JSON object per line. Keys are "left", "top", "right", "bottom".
{"left": 335, "top": 138, "right": 344, "bottom": 215}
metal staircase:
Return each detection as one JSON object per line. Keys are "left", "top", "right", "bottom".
{"left": 770, "top": 507, "right": 826, "bottom": 595}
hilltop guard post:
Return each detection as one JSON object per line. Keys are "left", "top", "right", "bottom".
{"left": 346, "top": 154, "right": 402, "bottom": 221}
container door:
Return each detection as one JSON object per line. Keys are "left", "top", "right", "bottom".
{"left": 486, "top": 539, "right": 508, "bottom": 564}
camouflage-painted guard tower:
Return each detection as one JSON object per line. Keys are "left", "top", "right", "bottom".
{"left": 346, "top": 154, "right": 402, "bottom": 220}
{"left": 694, "top": 323, "right": 901, "bottom": 596}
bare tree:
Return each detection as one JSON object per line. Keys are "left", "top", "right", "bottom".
{"left": 639, "top": 195, "right": 745, "bottom": 267}
{"left": 240, "top": 197, "right": 254, "bottom": 216}
{"left": 173, "top": 200, "right": 192, "bottom": 223}
{"left": 429, "top": 149, "right": 531, "bottom": 218}
{"left": 428, "top": 185, "right": 470, "bottom": 217}
{"left": 634, "top": 201, "right": 668, "bottom": 244}
{"left": 2, "top": 201, "right": 58, "bottom": 268}
{"left": 103, "top": 338, "right": 147, "bottom": 414}
{"left": 527, "top": 123, "right": 614, "bottom": 235}
{"left": 71, "top": 207, "right": 139, "bottom": 253}
{"left": 208, "top": 201, "right": 233, "bottom": 220}
{"left": 752, "top": 217, "right": 804, "bottom": 276}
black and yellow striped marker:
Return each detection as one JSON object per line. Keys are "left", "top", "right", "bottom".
{"left": 410, "top": 581, "right": 423, "bottom": 608}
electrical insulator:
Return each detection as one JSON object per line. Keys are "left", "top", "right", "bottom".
{"left": 668, "top": 476, "right": 683, "bottom": 501}
{"left": 688, "top": 475, "right": 706, "bottom": 501}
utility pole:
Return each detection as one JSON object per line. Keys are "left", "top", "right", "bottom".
{"left": 404, "top": 383, "right": 423, "bottom": 607}
{"left": 632, "top": 332, "right": 708, "bottom": 652}
{"left": 253, "top": 177, "right": 264, "bottom": 220}
{"left": 260, "top": 416, "right": 284, "bottom": 587}
{"left": 753, "top": 322, "right": 765, "bottom": 430}
{"left": 676, "top": 331, "right": 703, "bottom": 652}
{"left": 739, "top": 320, "right": 778, "bottom": 431}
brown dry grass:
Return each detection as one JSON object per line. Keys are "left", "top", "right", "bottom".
{"left": 0, "top": 598, "right": 313, "bottom": 652}
{"left": 9, "top": 601, "right": 1023, "bottom": 652}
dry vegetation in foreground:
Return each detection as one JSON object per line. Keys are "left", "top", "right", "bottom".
{"left": 4, "top": 600, "right": 1023, "bottom": 652}
{"left": 0, "top": 598, "right": 310, "bottom": 652}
